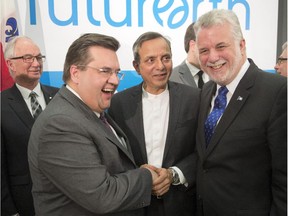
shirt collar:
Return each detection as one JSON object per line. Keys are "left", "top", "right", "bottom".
{"left": 217, "top": 59, "right": 250, "bottom": 95}
{"left": 16, "top": 82, "right": 41, "bottom": 99}
{"left": 142, "top": 84, "right": 169, "bottom": 98}
{"left": 185, "top": 59, "right": 200, "bottom": 76}
{"left": 66, "top": 84, "right": 100, "bottom": 117}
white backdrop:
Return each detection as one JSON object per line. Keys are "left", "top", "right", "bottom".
{"left": 2, "top": 0, "right": 278, "bottom": 88}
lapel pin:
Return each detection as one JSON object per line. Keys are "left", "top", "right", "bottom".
{"left": 237, "top": 96, "right": 243, "bottom": 101}
{"left": 49, "top": 96, "right": 52, "bottom": 99}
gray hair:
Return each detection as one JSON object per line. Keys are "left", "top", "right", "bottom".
{"left": 4, "top": 36, "right": 36, "bottom": 75}
{"left": 194, "top": 9, "right": 244, "bottom": 43}
{"left": 132, "top": 31, "right": 171, "bottom": 64}
{"left": 4, "top": 36, "right": 34, "bottom": 59}
{"left": 282, "top": 41, "right": 287, "bottom": 51}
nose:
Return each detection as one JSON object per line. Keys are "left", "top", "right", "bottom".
{"left": 156, "top": 58, "right": 165, "bottom": 70}
{"left": 208, "top": 49, "right": 220, "bottom": 63}
{"left": 274, "top": 64, "right": 279, "bottom": 71}
{"left": 108, "top": 72, "right": 119, "bottom": 85}
{"left": 31, "top": 57, "right": 41, "bottom": 65}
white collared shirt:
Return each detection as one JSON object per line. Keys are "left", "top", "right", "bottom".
{"left": 142, "top": 85, "right": 169, "bottom": 168}
{"left": 185, "top": 60, "right": 209, "bottom": 85}
{"left": 16, "top": 83, "right": 46, "bottom": 117}
{"left": 209, "top": 59, "right": 250, "bottom": 114}
{"left": 142, "top": 85, "right": 187, "bottom": 185}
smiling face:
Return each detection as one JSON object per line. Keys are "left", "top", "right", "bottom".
{"left": 196, "top": 22, "right": 246, "bottom": 86}
{"left": 133, "top": 37, "right": 172, "bottom": 94}
{"left": 6, "top": 37, "right": 43, "bottom": 89}
{"left": 69, "top": 46, "right": 120, "bottom": 113}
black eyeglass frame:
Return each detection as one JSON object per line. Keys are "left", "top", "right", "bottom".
{"left": 277, "top": 57, "right": 287, "bottom": 65}
{"left": 9, "top": 54, "right": 46, "bottom": 63}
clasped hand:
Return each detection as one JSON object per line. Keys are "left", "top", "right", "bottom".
{"left": 141, "top": 164, "right": 173, "bottom": 197}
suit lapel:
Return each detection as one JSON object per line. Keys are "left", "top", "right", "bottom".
{"left": 205, "top": 61, "right": 256, "bottom": 157}
{"left": 179, "top": 62, "right": 197, "bottom": 87}
{"left": 197, "top": 82, "right": 216, "bottom": 158}
{"left": 162, "top": 82, "right": 180, "bottom": 165}
{"left": 129, "top": 84, "right": 148, "bottom": 163}
{"left": 106, "top": 114, "right": 135, "bottom": 160}
{"left": 41, "top": 85, "right": 56, "bottom": 104}
{"left": 7, "top": 85, "right": 34, "bottom": 130}
{"left": 59, "top": 86, "right": 136, "bottom": 164}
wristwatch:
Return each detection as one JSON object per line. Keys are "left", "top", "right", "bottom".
{"left": 168, "top": 168, "right": 180, "bottom": 184}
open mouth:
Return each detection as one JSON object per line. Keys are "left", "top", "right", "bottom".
{"left": 102, "top": 88, "right": 115, "bottom": 94}
{"left": 208, "top": 62, "right": 226, "bottom": 70}
{"left": 154, "top": 72, "right": 167, "bottom": 78}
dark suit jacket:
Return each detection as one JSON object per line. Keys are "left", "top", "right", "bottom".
{"left": 170, "top": 61, "right": 198, "bottom": 88}
{"left": 28, "top": 86, "right": 152, "bottom": 216}
{"left": 1, "top": 84, "right": 59, "bottom": 216}
{"left": 196, "top": 59, "right": 287, "bottom": 216}
{"left": 109, "top": 81, "right": 200, "bottom": 216}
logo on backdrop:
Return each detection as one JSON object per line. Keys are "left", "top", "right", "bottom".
{"left": 5, "top": 17, "right": 19, "bottom": 42}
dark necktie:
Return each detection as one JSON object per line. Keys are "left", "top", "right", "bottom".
{"left": 99, "top": 113, "right": 127, "bottom": 148}
{"left": 99, "top": 112, "right": 112, "bottom": 131}
{"left": 30, "top": 91, "right": 42, "bottom": 119}
{"left": 197, "top": 70, "right": 204, "bottom": 89}
{"left": 204, "top": 86, "right": 228, "bottom": 146}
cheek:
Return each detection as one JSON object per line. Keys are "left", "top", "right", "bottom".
{"left": 199, "top": 55, "right": 208, "bottom": 65}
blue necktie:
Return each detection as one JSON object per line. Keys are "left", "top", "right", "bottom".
{"left": 204, "top": 86, "right": 228, "bottom": 146}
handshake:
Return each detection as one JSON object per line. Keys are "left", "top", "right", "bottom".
{"left": 141, "top": 164, "right": 178, "bottom": 198}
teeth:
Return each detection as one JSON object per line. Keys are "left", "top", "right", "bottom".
{"left": 212, "top": 64, "right": 222, "bottom": 69}
{"left": 103, "top": 89, "right": 114, "bottom": 92}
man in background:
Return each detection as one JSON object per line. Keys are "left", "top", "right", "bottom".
{"left": 194, "top": 9, "right": 286, "bottom": 216}
{"left": 1, "top": 36, "right": 59, "bottom": 216}
{"left": 274, "top": 41, "right": 287, "bottom": 77}
{"left": 109, "top": 32, "right": 200, "bottom": 216}
{"left": 170, "top": 23, "right": 209, "bottom": 88}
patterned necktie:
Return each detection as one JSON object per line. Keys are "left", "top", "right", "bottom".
{"left": 197, "top": 70, "right": 204, "bottom": 89}
{"left": 204, "top": 86, "right": 228, "bottom": 146}
{"left": 30, "top": 91, "right": 42, "bottom": 119}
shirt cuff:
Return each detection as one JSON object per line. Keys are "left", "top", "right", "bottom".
{"left": 170, "top": 166, "right": 187, "bottom": 186}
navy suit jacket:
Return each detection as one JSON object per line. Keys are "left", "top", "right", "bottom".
{"left": 1, "top": 84, "right": 59, "bottom": 216}
{"left": 109, "top": 81, "right": 200, "bottom": 216}
{"left": 196, "top": 59, "right": 287, "bottom": 216}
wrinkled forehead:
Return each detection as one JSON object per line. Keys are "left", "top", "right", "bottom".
{"left": 14, "top": 38, "right": 41, "bottom": 56}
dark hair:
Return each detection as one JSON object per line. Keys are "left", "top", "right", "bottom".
{"left": 132, "top": 31, "right": 171, "bottom": 64}
{"left": 63, "top": 33, "right": 120, "bottom": 82}
{"left": 184, "top": 23, "right": 196, "bottom": 53}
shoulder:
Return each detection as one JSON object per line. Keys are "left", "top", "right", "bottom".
{"left": 41, "top": 84, "right": 59, "bottom": 93}
{"left": 169, "top": 81, "right": 200, "bottom": 97}
{"left": 113, "top": 84, "right": 141, "bottom": 99}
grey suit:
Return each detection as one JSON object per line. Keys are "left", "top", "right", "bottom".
{"left": 109, "top": 81, "right": 200, "bottom": 216}
{"left": 170, "top": 61, "right": 198, "bottom": 88}
{"left": 196, "top": 59, "right": 287, "bottom": 216}
{"left": 28, "top": 86, "right": 152, "bottom": 216}
{"left": 1, "top": 84, "right": 58, "bottom": 216}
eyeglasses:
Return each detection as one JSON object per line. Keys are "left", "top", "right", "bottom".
{"left": 77, "top": 65, "right": 125, "bottom": 80}
{"left": 277, "top": 57, "right": 287, "bottom": 65}
{"left": 10, "top": 54, "right": 46, "bottom": 63}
